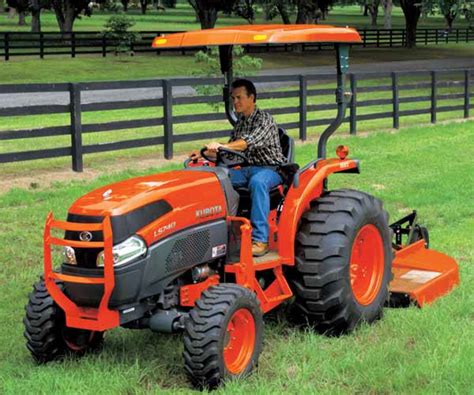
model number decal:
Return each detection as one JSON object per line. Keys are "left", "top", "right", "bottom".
{"left": 154, "top": 221, "right": 176, "bottom": 237}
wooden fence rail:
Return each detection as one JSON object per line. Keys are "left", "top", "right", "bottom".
{"left": 0, "top": 69, "right": 473, "bottom": 171}
{"left": 1, "top": 28, "right": 473, "bottom": 60}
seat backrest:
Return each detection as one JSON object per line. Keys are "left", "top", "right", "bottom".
{"left": 278, "top": 127, "right": 295, "bottom": 163}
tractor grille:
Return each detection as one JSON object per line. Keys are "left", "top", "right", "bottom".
{"left": 165, "top": 230, "right": 210, "bottom": 273}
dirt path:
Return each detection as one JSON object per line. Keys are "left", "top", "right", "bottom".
{"left": 0, "top": 154, "right": 187, "bottom": 194}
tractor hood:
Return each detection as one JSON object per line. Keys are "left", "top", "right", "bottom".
{"left": 66, "top": 169, "right": 229, "bottom": 245}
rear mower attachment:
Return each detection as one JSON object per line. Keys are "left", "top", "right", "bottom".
{"left": 388, "top": 211, "right": 459, "bottom": 307}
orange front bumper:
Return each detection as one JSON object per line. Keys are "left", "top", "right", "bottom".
{"left": 43, "top": 213, "right": 120, "bottom": 331}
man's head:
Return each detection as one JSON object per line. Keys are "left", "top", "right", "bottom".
{"left": 231, "top": 79, "right": 257, "bottom": 117}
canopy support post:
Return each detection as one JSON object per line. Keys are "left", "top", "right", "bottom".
{"left": 219, "top": 45, "right": 238, "bottom": 127}
{"left": 317, "top": 44, "right": 352, "bottom": 159}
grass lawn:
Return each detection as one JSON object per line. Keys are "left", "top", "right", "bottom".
{"left": 1, "top": 43, "right": 474, "bottom": 84}
{"left": 0, "top": 120, "right": 473, "bottom": 393}
{"left": 0, "top": 3, "right": 470, "bottom": 33}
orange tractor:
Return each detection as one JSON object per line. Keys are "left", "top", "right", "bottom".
{"left": 24, "top": 26, "right": 459, "bottom": 389}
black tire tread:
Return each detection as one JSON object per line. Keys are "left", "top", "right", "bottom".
{"left": 183, "top": 284, "right": 262, "bottom": 390}
{"left": 290, "top": 189, "right": 392, "bottom": 335}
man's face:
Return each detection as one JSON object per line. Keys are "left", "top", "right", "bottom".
{"left": 231, "top": 86, "right": 255, "bottom": 115}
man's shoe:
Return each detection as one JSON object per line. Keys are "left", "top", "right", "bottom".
{"left": 252, "top": 241, "right": 268, "bottom": 257}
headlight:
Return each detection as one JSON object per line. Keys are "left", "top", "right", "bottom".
{"left": 96, "top": 235, "right": 147, "bottom": 267}
{"left": 63, "top": 246, "right": 77, "bottom": 265}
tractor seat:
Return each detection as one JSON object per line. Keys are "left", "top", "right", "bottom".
{"left": 236, "top": 128, "right": 298, "bottom": 213}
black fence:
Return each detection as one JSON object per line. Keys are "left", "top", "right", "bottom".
{"left": 1, "top": 28, "right": 473, "bottom": 60}
{"left": 0, "top": 68, "right": 473, "bottom": 171}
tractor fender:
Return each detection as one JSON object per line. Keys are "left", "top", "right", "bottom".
{"left": 278, "top": 158, "right": 360, "bottom": 262}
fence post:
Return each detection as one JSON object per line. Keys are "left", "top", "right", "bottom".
{"left": 392, "top": 72, "right": 399, "bottom": 129}
{"left": 349, "top": 73, "right": 357, "bottom": 134}
{"left": 163, "top": 79, "right": 174, "bottom": 159}
{"left": 71, "top": 32, "right": 76, "bottom": 58}
{"left": 40, "top": 32, "right": 44, "bottom": 59}
{"left": 467, "top": 28, "right": 470, "bottom": 43}
{"left": 431, "top": 71, "right": 437, "bottom": 124}
{"left": 299, "top": 75, "right": 307, "bottom": 141}
{"left": 102, "top": 34, "right": 107, "bottom": 57}
{"left": 456, "top": 28, "right": 459, "bottom": 43}
{"left": 464, "top": 70, "right": 470, "bottom": 119}
{"left": 389, "top": 29, "right": 393, "bottom": 47}
{"left": 5, "top": 33, "right": 9, "bottom": 61}
{"left": 376, "top": 30, "right": 380, "bottom": 47}
{"left": 362, "top": 29, "right": 367, "bottom": 47}
{"left": 69, "top": 83, "right": 83, "bottom": 172}
{"left": 425, "top": 29, "right": 428, "bottom": 45}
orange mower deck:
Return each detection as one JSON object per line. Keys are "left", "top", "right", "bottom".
{"left": 389, "top": 240, "right": 459, "bottom": 307}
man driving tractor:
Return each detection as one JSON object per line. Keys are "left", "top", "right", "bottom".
{"left": 190, "top": 79, "right": 286, "bottom": 257}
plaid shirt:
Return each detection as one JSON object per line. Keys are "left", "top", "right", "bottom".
{"left": 230, "top": 108, "right": 286, "bottom": 166}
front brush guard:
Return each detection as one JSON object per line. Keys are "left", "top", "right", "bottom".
{"left": 43, "top": 213, "right": 119, "bottom": 331}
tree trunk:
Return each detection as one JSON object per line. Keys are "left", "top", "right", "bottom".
{"left": 382, "top": 0, "right": 392, "bottom": 29}
{"left": 30, "top": 0, "right": 42, "bottom": 33}
{"left": 276, "top": 4, "right": 290, "bottom": 24}
{"left": 445, "top": 13, "right": 455, "bottom": 32}
{"left": 140, "top": 0, "right": 147, "bottom": 14}
{"left": 363, "top": 4, "right": 368, "bottom": 16}
{"left": 8, "top": 6, "right": 16, "bottom": 18}
{"left": 400, "top": 0, "right": 421, "bottom": 48}
{"left": 18, "top": 10, "right": 25, "bottom": 25}
{"left": 121, "top": 0, "right": 128, "bottom": 11}
{"left": 31, "top": 9, "right": 41, "bottom": 32}
{"left": 197, "top": 6, "right": 217, "bottom": 28}
{"left": 368, "top": 0, "right": 380, "bottom": 27}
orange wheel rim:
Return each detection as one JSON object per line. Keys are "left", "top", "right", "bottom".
{"left": 223, "top": 308, "right": 256, "bottom": 374}
{"left": 350, "top": 224, "right": 384, "bottom": 305}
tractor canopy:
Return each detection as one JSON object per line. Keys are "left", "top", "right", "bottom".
{"left": 151, "top": 24, "right": 362, "bottom": 48}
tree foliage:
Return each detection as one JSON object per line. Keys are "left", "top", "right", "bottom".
{"left": 193, "top": 46, "right": 262, "bottom": 111}
{"left": 103, "top": 10, "right": 140, "bottom": 55}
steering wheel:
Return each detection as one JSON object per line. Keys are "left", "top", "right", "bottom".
{"left": 200, "top": 146, "right": 249, "bottom": 167}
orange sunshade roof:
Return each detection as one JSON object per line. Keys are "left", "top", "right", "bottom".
{"left": 152, "top": 24, "right": 362, "bottom": 48}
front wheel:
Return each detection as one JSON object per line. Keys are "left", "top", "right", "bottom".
{"left": 183, "top": 284, "right": 263, "bottom": 390}
{"left": 290, "top": 189, "right": 393, "bottom": 335}
{"left": 24, "top": 277, "right": 103, "bottom": 363}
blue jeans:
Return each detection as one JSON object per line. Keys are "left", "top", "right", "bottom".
{"left": 229, "top": 166, "right": 282, "bottom": 243}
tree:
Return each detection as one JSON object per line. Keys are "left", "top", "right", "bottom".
{"left": 261, "top": 0, "right": 293, "bottom": 23}
{"left": 400, "top": 0, "right": 422, "bottom": 47}
{"left": 424, "top": 0, "right": 467, "bottom": 31}
{"left": 6, "top": 0, "right": 27, "bottom": 25}
{"left": 49, "top": 0, "right": 95, "bottom": 32}
{"left": 234, "top": 0, "right": 256, "bottom": 23}
{"left": 366, "top": 0, "right": 381, "bottom": 26}
{"left": 460, "top": 0, "right": 472, "bottom": 26}
{"left": 382, "top": 0, "right": 393, "bottom": 28}
{"left": 187, "top": 0, "right": 237, "bottom": 29}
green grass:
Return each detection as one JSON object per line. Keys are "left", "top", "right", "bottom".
{"left": 0, "top": 3, "right": 470, "bottom": 33}
{"left": 2, "top": 43, "right": 474, "bottom": 83}
{"left": 0, "top": 120, "right": 473, "bottom": 393}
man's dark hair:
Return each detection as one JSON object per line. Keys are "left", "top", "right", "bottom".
{"left": 231, "top": 79, "right": 257, "bottom": 103}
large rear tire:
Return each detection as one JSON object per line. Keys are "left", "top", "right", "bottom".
{"left": 24, "top": 277, "right": 103, "bottom": 363}
{"left": 183, "top": 284, "right": 263, "bottom": 390}
{"left": 290, "top": 189, "right": 392, "bottom": 335}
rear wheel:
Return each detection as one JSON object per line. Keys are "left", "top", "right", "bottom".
{"left": 183, "top": 284, "right": 263, "bottom": 390}
{"left": 290, "top": 189, "right": 392, "bottom": 335}
{"left": 24, "top": 277, "right": 103, "bottom": 363}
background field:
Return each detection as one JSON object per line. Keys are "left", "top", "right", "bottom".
{"left": 0, "top": 3, "right": 470, "bottom": 33}
{"left": 0, "top": 120, "right": 472, "bottom": 394}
